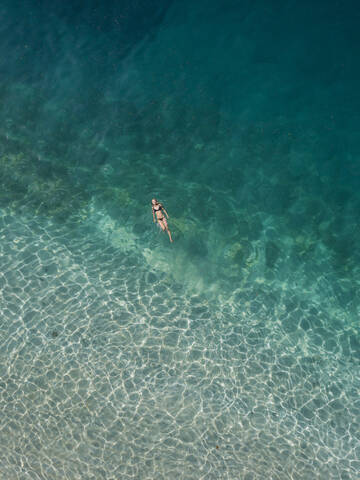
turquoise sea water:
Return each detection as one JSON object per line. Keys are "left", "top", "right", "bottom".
{"left": 0, "top": 1, "right": 360, "bottom": 478}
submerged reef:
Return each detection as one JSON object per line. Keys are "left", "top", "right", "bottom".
{"left": 1, "top": 89, "right": 359, "bottom": 295}
{"left": 0, "top": 148, "right": 90, "bottom": 222}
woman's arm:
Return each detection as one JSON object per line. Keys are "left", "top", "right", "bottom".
{"left": 163, "top": 206, "right": 169, "bottom": 218}
{"left": 152, "top": 207, "right": 156, "bottom": 222}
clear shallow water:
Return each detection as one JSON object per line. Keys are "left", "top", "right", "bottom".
{"left": 0, "top": 1, "right": 360, "bottom": 478}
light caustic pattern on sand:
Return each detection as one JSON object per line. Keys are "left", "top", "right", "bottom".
{"left": 0, "top": 211, "right": 359, "bottom": 480}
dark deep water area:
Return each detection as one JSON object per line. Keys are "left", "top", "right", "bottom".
{"left": 0, "top": 1, "right": 359, "bottom": 479}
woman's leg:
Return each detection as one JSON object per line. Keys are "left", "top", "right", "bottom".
{"left": 162, "top": 219, "right": 173, "bottom": 242}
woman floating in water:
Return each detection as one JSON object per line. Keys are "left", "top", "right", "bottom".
{"left": 151, "top": 198, "right": 173, "bottom": 242}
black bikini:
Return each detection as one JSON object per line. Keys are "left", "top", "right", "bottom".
{"left": 153, "top": 204, "right": 164, "bottom": 220}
